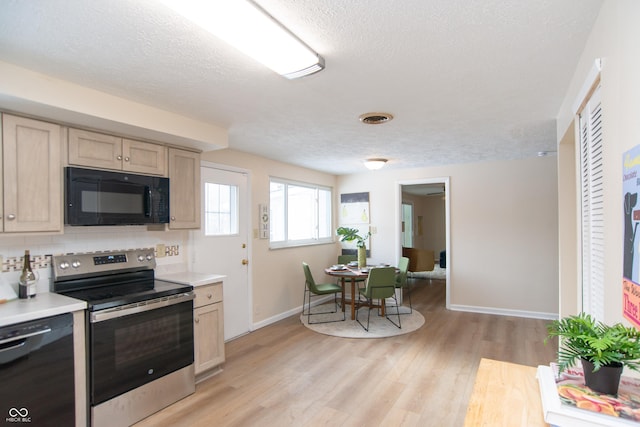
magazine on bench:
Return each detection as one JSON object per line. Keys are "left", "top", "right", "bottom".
{"left": 537, "top": 363, "right": 640, "bottom": 426}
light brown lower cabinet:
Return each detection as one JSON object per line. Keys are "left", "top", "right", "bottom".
{"left": 193, "top": 282, "right": 225, "bottom": 381}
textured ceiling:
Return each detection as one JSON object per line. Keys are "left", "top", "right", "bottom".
{"left": 0, "top": 0, "right": 602, "bottom": 175}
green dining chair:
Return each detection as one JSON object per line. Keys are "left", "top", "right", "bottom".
{"left": 302, "top": 262, "right": 345, "bottom": 324}
{"left": 337, "top": 254, "right": 356, "bottom": 265}
{"left": 355, "top": 267, "right": 401, "bottom": 331}
{"left": 337, "top": 254, "right": 365, "bottom": 287}
{"left": 394, "top": 256, "right": 412, "bottom": 313}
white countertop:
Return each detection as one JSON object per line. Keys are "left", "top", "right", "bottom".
{"left": 0, "top": 293, "right": 87, "bottom": 327}
{"left": 156, "top": 271, "right": 226, "bottom": 287}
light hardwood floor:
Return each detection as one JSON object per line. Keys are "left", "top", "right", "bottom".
{"left": 135, "top": 277, "right": 558, "bottom": 427}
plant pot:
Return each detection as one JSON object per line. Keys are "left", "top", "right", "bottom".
{"left": 581, "top": 358, "right": 623, "bottom": 395}
{"left": 357, "top": 246, "right": 366, "bottom": 268}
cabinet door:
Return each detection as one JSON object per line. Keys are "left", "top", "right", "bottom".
{"left": 68, "top": 128, "right": 122, "bottom": 170}
{"left": 122, "top": 139, "right": 167, "bottom": 176}
{"left": 168, "top": 148, "right": 200, "bottom": 229}
{"left": 2, "top": 114, "right": 62, "bottom": 232}
{"left": 194, "top": 302, "right": 225, "bottom": 375}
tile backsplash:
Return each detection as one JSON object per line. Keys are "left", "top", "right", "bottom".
{"left": 0, "top": 226, "right": 190, "bottom": 293}
{"left": 2, "top": 254, "right": 52, "bottom": 273}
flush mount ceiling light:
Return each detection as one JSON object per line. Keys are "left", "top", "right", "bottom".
{"left": 364, "top": 158, "right": 388, "bottom": 170}
{"left": 160, "top": 0, "right": 324, "bottom": 79}
{"left": 359, "top": 112, "right": 394, "bottom": 125}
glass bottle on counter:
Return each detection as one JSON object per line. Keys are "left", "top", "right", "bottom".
{"left": 19, "top": 250, "right": 37, "bottom": 299}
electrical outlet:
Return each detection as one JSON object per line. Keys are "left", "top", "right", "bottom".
{"left": 156, "top": 244, "right": 166, "bottom": 258}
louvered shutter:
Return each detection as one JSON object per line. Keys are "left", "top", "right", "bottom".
{"left": 579, "top": 84, "right": 604, "bottom": 320}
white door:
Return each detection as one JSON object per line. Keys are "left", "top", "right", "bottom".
{"left": 191, "top": 164, "right": 251, "bottom": 340}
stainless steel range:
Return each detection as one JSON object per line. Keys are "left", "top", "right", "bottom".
{"left": 52, "top": 248, "right": 195, "bottom": 427}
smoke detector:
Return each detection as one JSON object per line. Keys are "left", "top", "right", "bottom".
{"left": 359, "top": 112, "right": 394, "bottom": 124}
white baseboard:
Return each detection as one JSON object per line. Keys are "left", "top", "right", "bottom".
{"left": 449, "top": 304, "right": 557, "bottom": 320}
{"left": 250, "top": 300, "right": 556, "bottom": 333}
{"left": 252, "top": 295, "right": 335, "bottom": 331}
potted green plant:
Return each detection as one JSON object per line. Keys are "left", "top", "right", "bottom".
{"left": 546, "top": 312, "right": 640, "bottom": 395}
{"left": 336, "top": 226, "right": 371, "bottom": 268}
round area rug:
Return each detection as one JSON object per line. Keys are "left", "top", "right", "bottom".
{"left": 300, "top": 303, "right": 425, "bottom": 338}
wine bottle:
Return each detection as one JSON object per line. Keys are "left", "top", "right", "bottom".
{"left": 18, "top": 250, "right": 37, "bottom": 299}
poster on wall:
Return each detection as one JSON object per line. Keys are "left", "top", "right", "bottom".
{"left": 340, "top": 192, "right": 370, "bottom": 224}
{"left": 623, "top": 145, "right": 640, "bottom": 328}
{"left": 339, "top": 192, "right": 370, "bottom": 254}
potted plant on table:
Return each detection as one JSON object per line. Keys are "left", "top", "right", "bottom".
{"left": 546, "top": 312, "right": 640, "bottom": 395}
{"left": 336, "top": 226, "right": 371, "bottom": 268}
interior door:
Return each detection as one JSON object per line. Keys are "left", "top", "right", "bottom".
{"left": 191, "top": 164, "right": 251, "bottom": 341}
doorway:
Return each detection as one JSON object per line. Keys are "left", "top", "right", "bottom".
{"left": 397, "top": 178, "right": 451, "bottom": 309}
{"left": 191, "top": 162, "right": 252, "bottom": 341}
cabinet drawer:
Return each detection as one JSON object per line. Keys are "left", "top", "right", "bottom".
{"left": 193, "top": 283, "right": 223, "bottom": 308}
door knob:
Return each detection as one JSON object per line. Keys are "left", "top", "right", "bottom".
{"left": 242, "top": 259, "right": 249, "bottom": 265}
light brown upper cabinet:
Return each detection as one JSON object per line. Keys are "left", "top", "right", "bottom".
{"left": 1, "top": 114, "right": 62, "bottom": 232}
{"left": 168, "top": 148, "right": 200, "bottom": 229}
{"left": 68, "top": 128, "right": 167, "bottom": 176}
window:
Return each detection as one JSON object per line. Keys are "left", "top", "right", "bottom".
{"left": 269, "top": 178, "right": 332, "bottom": 248}
{"left": 204, "top": 182, "right": 238, "bottom": 236}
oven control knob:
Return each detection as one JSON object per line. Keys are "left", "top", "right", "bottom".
{"left": 137, "top": 255, "right": 145, "bottom": 262}
{"left": 146, "top": 254, "right": 153, "bottom": 261}
{"left": 59, "top": 261, "right": 70, "bottom": 270}
{"left": 71, "top": 260, "right": 81, "bottom": 269}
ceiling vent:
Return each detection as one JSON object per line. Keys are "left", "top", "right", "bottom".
{"left": 359, "top": 112, "right": 394, "bottom": 124}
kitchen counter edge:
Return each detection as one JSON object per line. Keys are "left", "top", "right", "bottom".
{"left": 156, "top": 272, "right": 226, "bottom": 287}
{"left": 0, "top": 293, "right": 87, "bottom": 327}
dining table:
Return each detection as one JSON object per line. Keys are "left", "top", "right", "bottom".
{"left": 324, "top": 264, "right": 395, "bottom": 320}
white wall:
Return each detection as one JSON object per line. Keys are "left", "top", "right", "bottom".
{"left": 339, "top": 156, "right": 559, "bottom": 318}
{"left": 556, "top": 0, "right": 640, "bottom": 324}
{"left": 0, "top": 61, "right": 228, "bottom": 151}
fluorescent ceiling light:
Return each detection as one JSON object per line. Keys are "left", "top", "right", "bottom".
{"left": 364, "top": 159, "right": 387, "bottom": 170}
{"left": 160, "top": 0, "right": 324, "bottom": 79}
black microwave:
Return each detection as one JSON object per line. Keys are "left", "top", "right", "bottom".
{"left": 65, "top": 167, "right": 170, "bottom": 226}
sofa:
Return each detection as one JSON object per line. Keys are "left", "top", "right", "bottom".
{"left": 402, "top": 247, "right": 435, "bottom": 272}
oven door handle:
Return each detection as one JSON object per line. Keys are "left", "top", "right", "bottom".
{"left": 90, "top": 292, "right": 195, "bottom": 323}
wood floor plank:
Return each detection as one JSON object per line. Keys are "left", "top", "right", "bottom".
{"left": 135, "top": 278, "right": 557, "bottom": 427}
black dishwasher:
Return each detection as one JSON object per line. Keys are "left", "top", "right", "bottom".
{"left": 0, "top": 313, "right": 75, "bottom": 426}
